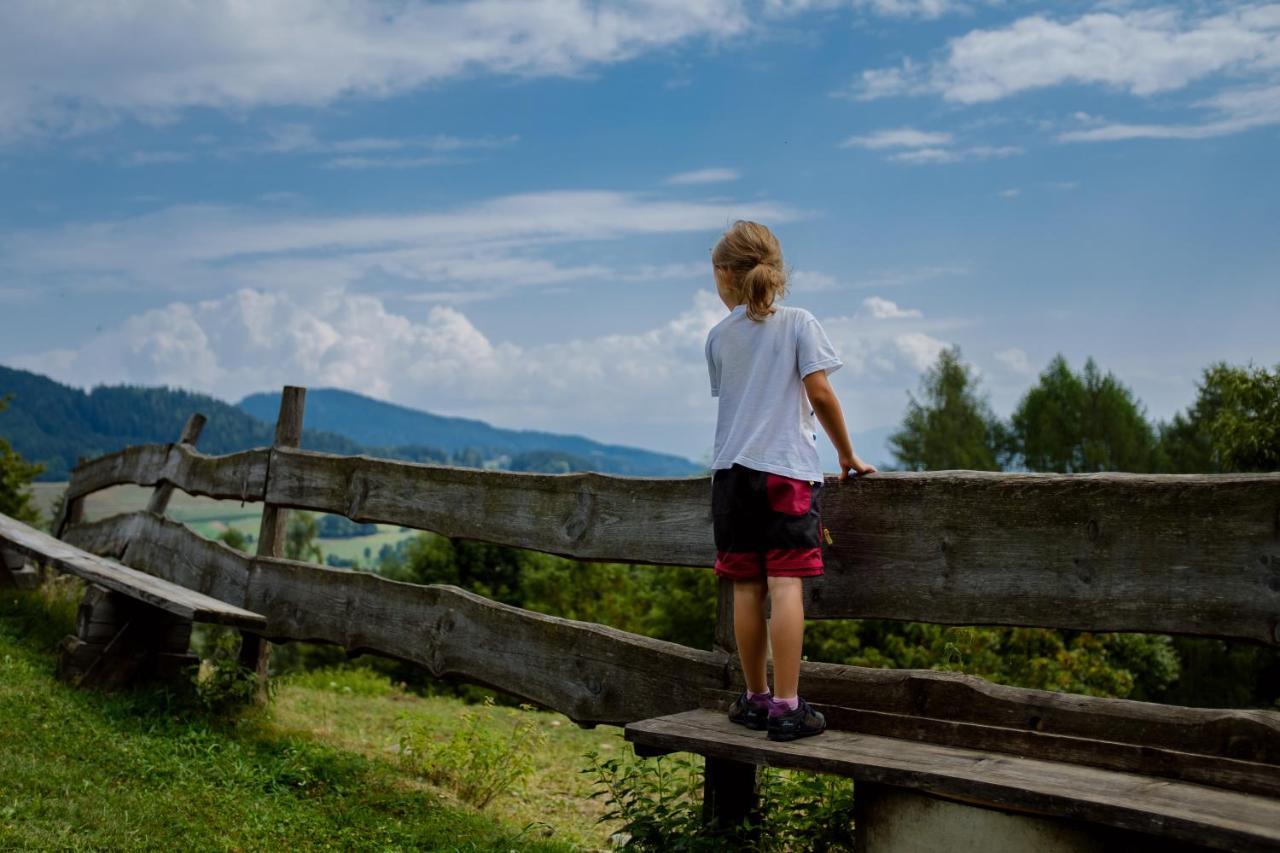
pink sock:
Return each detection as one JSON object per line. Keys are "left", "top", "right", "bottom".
{"left": 747, "top": 690, "right": 771, "bottom": 704}
{"left": 769, "top": 696, "right": 799, "bottom": 716}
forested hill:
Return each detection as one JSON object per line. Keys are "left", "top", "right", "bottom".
{"left": 239, "top": 388, "right": 703, "bottom": 476}
{"left": 0, "top": 366, "right": 366, "bottom": 481}
{"left": 0, "top": 366, "right": 703, "bottom": 480}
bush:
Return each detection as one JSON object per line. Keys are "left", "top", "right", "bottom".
{"left": 398, "top": 696, "right": 547, "bottom": 809}
{"left": 585, "top": 749, "right": 857, "bottom": 852}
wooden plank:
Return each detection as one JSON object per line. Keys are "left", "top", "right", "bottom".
{"left": 62, "top": 512, "right": 1280, "bottom": 757}
{"left": 263, "top": 453, "right": 1280, "bottom": 643}
{"left": 147, "top": 413, "right": 207, "bottom": 515}
{"left": 793, "top": 660, "right": 1280, "bottom": 766}
{"left": 625, "top": 709, "right": 1280, "bottom": 852}
{"left": 807, "top": 471, "right": 1280, "bottom": 644}
{"left": 66, "top": 511, "right": 731, "bottom": 725}
{"left": 0, "top": 511, "right": 264, "bottom": 630}
{"left": 66, "top": 438, "right": 1280, "bottom": 642}
{"left": 264, "top": 445, "right": 713, "bottom": 563}
{"left": 65, "top": 443, "right": 268, "bottom": 506}
{"left": 699, "top": 689, "right": 1280, "bottom": 799}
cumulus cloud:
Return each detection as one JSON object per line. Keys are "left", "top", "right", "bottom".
{"left": 893, "top": 331, "right": 949, "bottom": 370}
{"left": 0, "top": 0, "right": 749, "bottom": 140}
{"left": 12, "top": 284, "right": 968, "bottom": 453}
{"left": 862, "top": 296, "right": 923, "bottom": 319}
{"left": 854, "top": 5, "right": 1280, "bottom": 104}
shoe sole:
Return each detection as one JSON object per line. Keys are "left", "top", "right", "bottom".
{"left": 729, "top": 714, "right": 768, "bottom": 731}
{"left": 766, "top": 726, "right": 825, "bottom": 742}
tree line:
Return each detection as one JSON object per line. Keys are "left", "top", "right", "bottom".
{"left": 890, "top": 350, "right": 1278, "bottom": 475}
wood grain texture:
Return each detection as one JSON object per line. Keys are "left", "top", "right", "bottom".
{"left": 0, "top": 511, "right": 264, "bottom": 629}
{"left": 792, "top": 660, "right": 1280, "bottom": 766}
{"left": 56, "top": 511, "right": 1280, "bottom": 758}
{"left": 699, "top": 689, "right": 1280, "bottom": 798}
{"left": 625, "top": 709, "right": 1280, "bottom": 852}
{"left": 807, "top": 471, "right": 1280, "bottom": 644}
{"left": 264, "top": 446, "right": 713, "bottom": 564}
{"left": 66, "top": 440, "right": 1280, "bottom": 641}
{"left": 147, "top": 413, "right": 207, "bottom": 515}
{"left": 66, "top": 444, "right": 268, "bottom": 505}
{"left": 66, "top": 511, "right": 731, "bottom": 725}
{"left": 264, "top": 453, "right": 1280, "bottom": 643}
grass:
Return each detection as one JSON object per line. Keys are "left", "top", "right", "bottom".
{"left": 0, "top": 581, "right": 617, "bottom": 852}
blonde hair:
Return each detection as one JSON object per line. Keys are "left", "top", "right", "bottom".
{"left": 712, "top": 220, "right": 788, "bottom": 321}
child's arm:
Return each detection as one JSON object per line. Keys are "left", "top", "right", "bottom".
{"left": 803, "top": 371, "right": 877, "bottom": 481}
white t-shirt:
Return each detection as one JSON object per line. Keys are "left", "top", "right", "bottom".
{"left": 705, "top": 304, "right": 843, "bottom": 482}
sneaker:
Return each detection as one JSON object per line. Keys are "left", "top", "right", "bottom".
{"left": 767, "top": 696, "right": 826, "bottom": 742}
{"left": 727, "top": 691, "right": 770, "bottom": 730}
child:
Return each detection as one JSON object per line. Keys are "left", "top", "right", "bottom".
{"left": 704, "top": 220, "right": 875, "bottom": 741}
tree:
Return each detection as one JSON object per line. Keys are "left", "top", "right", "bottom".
{"left": 217, "top": 527, "right": 249, "bottom": 553}
{"left": 285, "top": 511, "right": 324, "bottom": 563}
{"left": 889, "top": 347, "right": 1007, "bottom": 471}
{"left": 1011, "top": 356, "right": 1156, "bottom": 472}
{"left": 0, "top": 395, "right": 43, "bottom": 525}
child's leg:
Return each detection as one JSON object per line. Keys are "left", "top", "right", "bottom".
{"left": 732, "top": 578, "right": 769, "bottom": 694}
{"left": 766, "top": 576, "right": 805, "bottom": 699}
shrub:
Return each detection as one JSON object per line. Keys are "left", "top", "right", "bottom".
{"left": 585, "top": 748, "right": 857, "bottom": 852}
{"left": 398, "top": 696, "right": 546, "bottom": 809}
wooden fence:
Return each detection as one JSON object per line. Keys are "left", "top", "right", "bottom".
{"left": 41, "top": 388, "right": 1280, "bottom": 848}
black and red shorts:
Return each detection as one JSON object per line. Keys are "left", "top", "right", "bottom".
{"left": 712, "top": 463, "right": 824, "bottom": 580}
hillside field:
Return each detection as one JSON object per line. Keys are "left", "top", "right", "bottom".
{"left": 31, "top": 483, "right": 416, "bottom": 567}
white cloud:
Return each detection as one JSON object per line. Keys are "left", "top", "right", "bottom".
{"left": 840, "top": 128, "right": 953, "bottom": 149}
{"left": 888, "top": 144, "right": 1022, "bottom": 164}
{"left": 1058, "top": 82, "right": 1280, "bottom": 141}
{"left": 1, "top": 190, "right": 801, "bottom": 300}
{"left": 766, "top": 0, "right": 969, "bottom": 20}
{"left": 893, "top": 331, "right": 949, "bottom": 370}
{"left": 840, "top": 125, "right": 1020, "bottom": 165}
{"left": 664, "top": 168, "right": 741, "bottom": 185}
{"left": 10, "top": 285, "right": 968, "bottom": 454}
{"left": 853, "top": 5, "right": 1280, "bottom": 108}
{"left": 0, "top": 0, "right": 749, "bottom": 141}
{"left": 998, "top": 188, "right": 1020, "bottom": 199}
{"left": 862, "top": 296, "right": 922, "bottom": 319}
{"left": 994, "top": 347, "right": 1032, "bottom": 375}
{"left": 11, "top": 288, "right": 731, "bottom": 441}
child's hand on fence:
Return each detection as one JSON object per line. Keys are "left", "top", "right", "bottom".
{"left": 839, "top": 455, "right": 877, "bottom": 481}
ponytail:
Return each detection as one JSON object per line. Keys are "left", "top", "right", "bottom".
{"left": 712, "top": 220, "right": 788, "bottom": 322}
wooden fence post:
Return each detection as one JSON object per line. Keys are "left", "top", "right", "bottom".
{"left": 52, "top": 457, "right": 88, "bottom": 539}
{"left": 147, "top": 413, "right": 206, "bottom": 516}
{"left": 239, "top": 386, "right": 305, "bottom": 699}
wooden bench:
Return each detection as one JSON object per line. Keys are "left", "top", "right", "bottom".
{"left": 626, "top": 700, "right": 1280, "bottom": 851}
{"left": 0, "top": 510, "right": 265, "bottom": 688}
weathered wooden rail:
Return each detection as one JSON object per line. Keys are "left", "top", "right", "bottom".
{"left": 21, "top": 385, "right": 1280, "bottom": 851}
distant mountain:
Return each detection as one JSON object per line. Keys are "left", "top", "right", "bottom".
{"left": 0, "top": 366, "right": 704, "bottom": 481}
{"left": 0, "top": 366, "right": 367, "bottom": 481}
{"left": 239, "top": 388, "right": 704, "bottom": 477}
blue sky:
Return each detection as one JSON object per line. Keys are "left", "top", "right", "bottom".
{"left": 1, "top": 1, "right": 1277, "bottom": 468}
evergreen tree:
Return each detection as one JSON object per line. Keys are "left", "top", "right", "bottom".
{"left": 1012, "top": 355, "right": 1155, "bottom": 472}
{"left": 0, "top": 396, "right": 43, "bottom": 524}
{"left": 889, "top": 347, "right": 1007, "bottom": 471}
